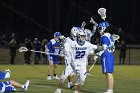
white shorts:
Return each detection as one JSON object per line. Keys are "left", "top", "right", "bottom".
{"left": 76, "top": 65, "right": 87, "bottom": 85}
{"left": 60, "top": 67, "right": 75, "bottom": 82}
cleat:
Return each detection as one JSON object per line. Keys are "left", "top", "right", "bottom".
{"left": 24, "top": 80, "right": 30, "bottom": 91}
{"left": 73, "top": 90, "right": 78, "bottom": 93}
{"left": 103, "top": 90, "right": 113, "bottom": 93}
{"left": 52, "top": 75, "right": 60, "bottom": 80}
{"left": 54, "top": 88, "right": 61, "bottom": 93}
{"left": 70, "top": 85, "right": 75, "bottom": 89}
{"left": 47, "top": 76, "right": 52, "bottom": 80}
{"left": 86, "top": 72, "right": 92, "bottom": 77}
{"left": 68, "top": 82, "right": 74, "bottom": 89}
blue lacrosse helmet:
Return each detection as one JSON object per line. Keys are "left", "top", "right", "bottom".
{"left": 98, "top": 21, "right": 109, "bottom": 28}
{"left": 54, "top": 32, "right": 61, "bottom": 37}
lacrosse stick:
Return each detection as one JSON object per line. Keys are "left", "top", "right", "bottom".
{"left": 19, "top": 46, "right": 59, "bottom": 55}
{"left": 112, "top": 34, "right": 120, "bottom": 42}
{"left": 98, "top": 7, "right": 106, "bottom": 21}
{"left": 84, "top": 57, "right": 99, "bottom": 75}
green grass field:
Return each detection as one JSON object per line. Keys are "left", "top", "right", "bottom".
{"left": 0, "top": 65, "right": 140, "bottom": 93}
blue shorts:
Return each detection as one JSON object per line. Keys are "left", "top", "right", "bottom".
{"left": 4, "top": 81, "right": 14, "bottom": 92}
{"left": 0, "top": 81, "right": 16, "bottom": 93}
{"left": 0, "top": 71, "right": 6, "bottom": 79}
{"left": 101, "top": 52, "right": 114, "bottom": 73}
{"left": 48, "top": 55, "right": 59, "bottom": 64}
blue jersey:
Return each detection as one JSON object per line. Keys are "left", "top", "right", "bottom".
{"left": 47, "top": 39, "right": 60, "bottom": 55}
{"left": 100, "top": 33, "right": 114, "bottom": 73}
{"left": 47, "top": 39, "right": 60, "bottom": 64}
{"left": 101, "top": 33, "right": 114, "bottom": 56}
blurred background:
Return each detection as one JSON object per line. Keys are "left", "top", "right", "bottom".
{"left": 0, "top": 0, "right": 139, "bottom": 43}
{"left": 0, "top": 0, "right": 140, "bottom": 65}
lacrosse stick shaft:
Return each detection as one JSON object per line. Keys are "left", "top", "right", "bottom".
{"left": 19, "top": 47, "right": 61, "bottom": 55}
{"left": 88, "top": 59, "right": 98, "bottom": 72}
{"left": 85, "top": 58, "right": 98, "bottom": 75}
{"left": 30, "top": 50, "right": 45, "bottom": 53}
{"left": 30, "top": 50, "right": 59, "bottom": 55}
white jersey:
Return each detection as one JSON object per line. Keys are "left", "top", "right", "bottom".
{"left": 64, "top": 37, "right": 74, "bottom": 68}
{"left": 71, "top": 41, "right": 97, "bottom": 66}
{"left": 59, "top": 37, "right": 76, "bottom": 83}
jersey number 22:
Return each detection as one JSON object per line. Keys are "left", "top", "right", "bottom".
{"left": 75, "top": 51, "right": 85, "bottom": 59}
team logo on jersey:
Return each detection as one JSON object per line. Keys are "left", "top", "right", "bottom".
{"left": 75, "top": 47, "right": 87, "bottom": 50}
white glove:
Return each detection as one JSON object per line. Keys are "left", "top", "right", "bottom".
{"left": 81, "top": 21, "right": 86, "bottom": 30}
{"left": 45, "top": 48, "right": 49, "bottom": 55}
{"left": 93, "top": 55, "right": 98, "bottom": 62}
{"left": 5, "top": 69, "right": 11, "bottom": 73}
{"left": 59, "top": 35, "right": 65, "bottom": 40}
{"left": 59, "top": 50, "right": 64, "bottom": 57}
{"left": 90, "top": 17, "right": 98, "bottom": 25}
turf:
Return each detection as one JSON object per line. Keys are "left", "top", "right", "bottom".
{"left": 0, "top": 65, "right": 140, "bottom": 93}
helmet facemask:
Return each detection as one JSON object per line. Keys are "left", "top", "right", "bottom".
{"left": 77, "top": 30, "right": 87, "bottom": 45}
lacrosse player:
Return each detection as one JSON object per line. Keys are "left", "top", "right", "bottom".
{"left": 46, "top": 32, "right": 62, "bottom": 80}
{"left": 95, "top": 7, "right": 115, "bottom": 93}
{"left": 81, "top": 18, "right": 98, "bottom": 77}
{"left": 96, "top": 21, "right": 115, "bottom": 93}
{"left": 0, "top": 69, "right": 30, "bottom": 93}
{"left": 55, "top": 27, "right": 80, "bottom": 93}
{"left": 69, "top": 29, "right": 99, "bottom": 93}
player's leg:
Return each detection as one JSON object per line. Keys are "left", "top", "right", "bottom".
{"left": 74, "top": 66, "right": 86, "bottom": 93}
{"left": 52, "top": 57, "right": 60, "bottom": 80}
{"left": 104, "top": 73, "right": 114, "bottom": 93}
{"left": 47, "top": 55, "right": 54, "bottom": 80}
{"left": 102, "top": 54, "right": 114, "bottom": 93}
{"left": 68, "top": 71, "right": 75, "bottom": 89}
{"left": 67, "top": 75, "right": 73, "bottom": 88}
{"left": 53, "top": 64, "right": 60, "bottom": 80}
{"left": 47, "top": 60, "right": 54, "bottom": 80}
{"left": 55, "top": 68, "right": 72, "bottom": 93}
{"left": 7, "top": 80, "right": 30, "bottom": 91}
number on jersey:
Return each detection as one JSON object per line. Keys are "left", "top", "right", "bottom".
{"left": 75, "top": 51, "right": 85, "bottom": 59}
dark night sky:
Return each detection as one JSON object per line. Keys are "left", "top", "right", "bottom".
{"left": 0, "top": 0, "right": 139, "bottom": 44}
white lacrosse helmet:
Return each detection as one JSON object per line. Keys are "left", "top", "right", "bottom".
{"left": 77, "top": 29, "right": 87, "bottom": 45}
{"left": 70, "top": 27, "right": 80, "bottom": 40}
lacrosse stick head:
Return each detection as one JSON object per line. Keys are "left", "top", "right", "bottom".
{"left": 112, "top": 34, "right": 120, "bottom": 42}
{"left": 98, "top": 8, "right": 106, "bottom": 20}
{"left": 19, "top": 47, "right": 28, "bottom": 52}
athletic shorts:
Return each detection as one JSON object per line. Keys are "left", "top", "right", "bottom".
{"left": 60, "top": 67, "right": 75, "bottom": 81}
{"left": 0, "top": 81, "right": 16, "bottom": 93}
{"left": 76, "top": 65, "right": 87, "bottom": 85}
{"left": 101, "top": 53, "right": 114, "bottom": 73}
{"left": 48, "top": 55, "right": 59, "bottom": 64}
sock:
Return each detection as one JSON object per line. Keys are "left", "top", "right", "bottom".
{"left": 70, "top": 82, "right": 73, "bottom": 85}
{"left": 107, "top": 89, "right": 113, "bottom": 92}
{"left": 54, "top": 74, "right": 56, "bottom": 76}
{"left": 21, "top": 85, "right": 25, "bottom": 89}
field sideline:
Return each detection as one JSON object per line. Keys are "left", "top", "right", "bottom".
{"left": 0, "top": 65, "right": 140, "bottom": 93}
